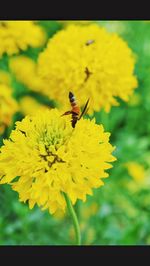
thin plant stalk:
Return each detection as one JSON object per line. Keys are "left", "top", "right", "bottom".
{"left": 64, "top": 193, "right": 81, "bottom": 245}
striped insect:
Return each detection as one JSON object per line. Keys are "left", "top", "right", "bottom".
{"left": 61, "top": 92, "right": 89, "bottom": 128}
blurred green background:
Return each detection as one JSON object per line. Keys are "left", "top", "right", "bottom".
{"left": 0, "top": 20, "right": 150, "bottom": 245}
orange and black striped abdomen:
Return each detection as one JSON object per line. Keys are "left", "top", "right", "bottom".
{"left": 69, "top": 92, "right": 80, "bottom": 128}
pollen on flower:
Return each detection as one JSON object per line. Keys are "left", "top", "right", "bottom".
{"left": 37, "top": 24, "right": 138, "bottom": 113}
{"left": 0, "top": 21, "right": 47, "bottom": 58}
{"left": 0, "top": 109, "right": 116, "bottom": 214}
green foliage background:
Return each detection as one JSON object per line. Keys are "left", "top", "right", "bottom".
{"left": 0, "top": 20, "right": 150, "bottom": 245}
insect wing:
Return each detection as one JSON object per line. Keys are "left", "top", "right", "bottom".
{"left": 78, "top": 99, "right": 90, "bottom": 120}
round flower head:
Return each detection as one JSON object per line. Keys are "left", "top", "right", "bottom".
{"left": 37, "top": 24, "right": 138, "bottom": 113}
{"left": 0, "top": 109, "right": 116, "bottom": 214}
{"left": 0, "top": 21, "right": 46, "bottom": 58}
{"left": 0, "top": 84, "right": 18, "bottom": 134}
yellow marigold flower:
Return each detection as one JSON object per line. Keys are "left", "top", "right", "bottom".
{"left": 0, "top": 21, "right": 46, "bottom": 58}
{"left": 9, "top": 56, "right": 47, "bottom": 94}
{"left": 19, "top": 96, "right": 49, "bottom": 116}
{"left": 0, "top": 84, "right": 18, "bottom": 134}
{"left": 0, "top": 109, "right": 116, "bottom": 214}
{"left": 126, "top": 162, "right": 145, "bottom": 183}
{"left": 37, "top": 24, "right": 138, "bottom": 113}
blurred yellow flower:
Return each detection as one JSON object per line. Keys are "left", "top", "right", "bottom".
{"left": 128, "top": 93, "right": 141, "bottom": 106}
{"left": 37, "top": 24, "right": 138, "bottom": 113}
{"left": 126, "top": 162, "right": 145, "bottom": 183}
{"left": 19, "top": 96, "right": 49, "bottom": 116}
{"left": 0, "top": 70, "right": 11, "bottom": 86}
{"left": 0, "top": 109, "right": 116, "bottom": 214}
{"left": 0, "top": 84, "right": 18, "bottom": 134}
{"left": 71, "top": 220, "right": 96, "bottom": 244}
{"left": 9, "top": 56, "right": 47, "bottom": 94}
{"left": 80, "top": 221, "right": 87, "bottom": 231}
{"left": 81, "top": 202, "right": 99, "bottom": 219}
{"left": 85, "top": 227, "right": 96, "bottom": 245}
{"left": 69, "top": 225, "right": 76, "bottom": 240}
{"left": 0, "top": 21, "right": 46, "bottom": 58}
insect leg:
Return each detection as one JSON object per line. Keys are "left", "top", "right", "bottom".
{"left": 61, "top": 111, "right": 72, "bottom": 117}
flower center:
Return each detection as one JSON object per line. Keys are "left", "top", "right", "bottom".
{"left": 40, "top": 145, "right": 65, "bottom": 169}
{"left": 37, "top": 123, "right": 71, "bottom": 169}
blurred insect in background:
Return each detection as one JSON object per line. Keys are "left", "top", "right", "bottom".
{"left": 85, "top": 40, "right": 95, "bottom": 46}
{"left": 61, "top": 92, "right": 89, "bottom": 128}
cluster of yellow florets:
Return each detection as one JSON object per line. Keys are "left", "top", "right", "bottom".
{"left": 0, "top": 109, "right": 116, "bottom": 214}
{"left": 0, "top": 21, "right": 46, "bottom": 58}
{"left": 37, "top": 24, "right": 138, "bottom": 113}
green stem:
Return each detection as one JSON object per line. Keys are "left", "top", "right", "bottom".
{"left": 64, "top": 193, "right": 81, "bottom": 245}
